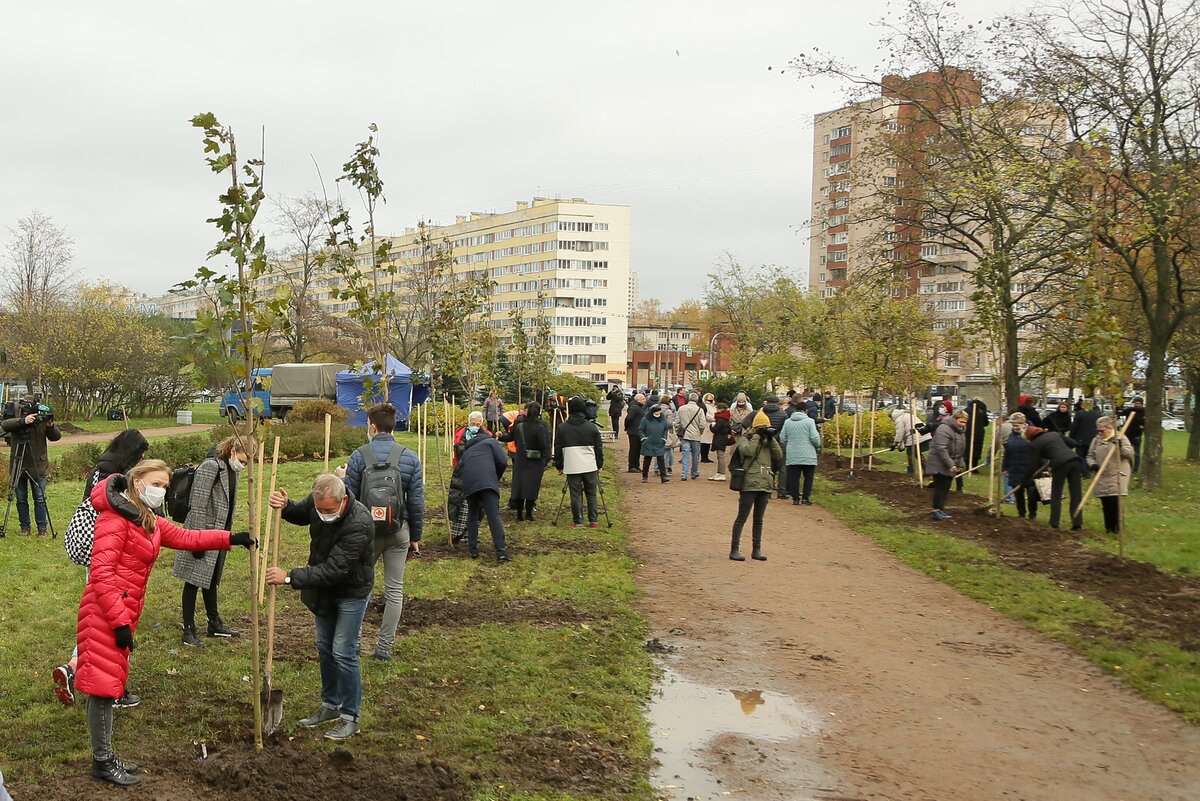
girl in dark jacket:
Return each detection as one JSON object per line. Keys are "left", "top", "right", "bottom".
{"left": 171, "top": 435, "right": 254, "bottom": 647}
{"left": 500, "top": 403, "right": 551, "bottom": 520}
{"left": 637, "top": 404, "right": 671, "bottom": 483}
{"left": 708, "top": 403, "right": 733, "bottom": 481}
{"left": 54, "top": 429, "right": 150, "bottom": 708}
{"left": 1000, "top": 413, "right": 1040, "bottom": 519}
{"left": 78, "top": 459, "right": 251, "bottom": 786}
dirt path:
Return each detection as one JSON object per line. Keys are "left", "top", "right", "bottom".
{"left": 621, "top": 444, "right": 1200, "bottom": 800}
{"left": 53, "top": 424, "right": 216, "bottom": 446}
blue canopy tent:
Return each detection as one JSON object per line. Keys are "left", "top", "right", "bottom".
{"left": 335, "top": 356, "right": 419, "bottom": 427}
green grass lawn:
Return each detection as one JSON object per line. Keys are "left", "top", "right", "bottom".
{"left": 53, "top": 402, "right": 226, "bottom": 439}
{"left": 0, "top": 432, "right": 655, "bottom": 799}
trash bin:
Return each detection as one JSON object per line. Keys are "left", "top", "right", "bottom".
{"left": 176, "top": 410, "right": 193, "bottom": 425}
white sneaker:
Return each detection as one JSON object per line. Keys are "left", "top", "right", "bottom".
{"left": 710, "top": 474, "right": 726, "bottom": 481}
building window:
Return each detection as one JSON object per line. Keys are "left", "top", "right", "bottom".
{"left": 830, "top": 232, "right": 848, "bottom": 244}
{"left": 830, "top": 143, "right": 852, "bottom": 157}
{"left": 827, "top": 250, "right": 848, "bottom": 262}
{"left": 920, "top": 244, "right": 939, "bottom": 257}
{"left": 944, "top": 352, "right": 960, "bottom": 368}
{"left": 834, "top": 125, "right": 852, "bottom": 139}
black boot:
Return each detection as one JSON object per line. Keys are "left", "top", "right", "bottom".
{"left": 91, "top": 758, "right": 141, "bottom": 786}
{"left": 525, "top": 502, "right": 536, "bottom": 521}
{"left": 729, "top": 533, "right": 745, "bottom": 561}
{"left": 182, "top": 625, "right": 207, "bottom": 648}
{"left": 207, "top": 617, "right": 240, "bottom": 638}
{"left": 751, "top": 532, "right": 767, "bottom": 561}
{"left": 516, "top": 509, "right": 525, "bottom": 521}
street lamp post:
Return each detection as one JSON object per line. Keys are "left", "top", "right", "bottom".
{"left": 709, "top": 331, "right": 736, "bottom": 377}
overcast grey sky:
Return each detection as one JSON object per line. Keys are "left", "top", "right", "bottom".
{"left": 1, "top": 0, "right": 1005, "bottom": 306}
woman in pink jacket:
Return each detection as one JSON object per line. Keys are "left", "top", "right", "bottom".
{"left": 76, "top": 459, "right": 253, "bottom": 786}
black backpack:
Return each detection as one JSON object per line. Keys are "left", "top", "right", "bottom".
{"left": 166, "top": 464, "right": 198, "bottom": 523}
{"left": 357, "top": 442, "right": 407, "bottom": 536}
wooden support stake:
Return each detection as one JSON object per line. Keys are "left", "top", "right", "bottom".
{"left": 867, "top": 398, "right": 878, "bottom": 471}
{"left": 912, "top": 398, "right": 925, "bottom": 487}
{"left": 258, "top": 437, "right": 281, "bottom": 605}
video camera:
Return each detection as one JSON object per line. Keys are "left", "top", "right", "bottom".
{"left": 758, "top": 426, "right": 778, "bottom": 440}
{"left": 1, "top": 399, "right": 54, "bottom": 441}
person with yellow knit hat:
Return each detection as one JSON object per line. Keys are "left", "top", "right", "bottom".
{"left": 728, "top": 409, "right": 784, "bottom": 561}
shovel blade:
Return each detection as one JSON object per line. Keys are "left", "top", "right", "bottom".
{"left": 261, "top": 682, "right": 284, "bottom": 737}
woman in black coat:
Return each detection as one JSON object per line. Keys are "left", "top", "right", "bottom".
{"left": 500, "top": 403, "right": 551, "bottom": 520}
{"left": 1018, "top": 425, "right": 1084, "bottom": 530}
{"left": 1046, "top": 402, "right": 1073, "bottom": 436}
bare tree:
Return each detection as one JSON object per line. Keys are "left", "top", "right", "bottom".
{"left": 1007, "top": 0, "right": 1200, "bottom": 488}
{"left": 793, "top": 0, "right": 1091, "bottom": 408}
{"left": 3, "top": 210, "right": 75, "bottom": 312}
{"left": 270, "top": 193, "right": 340, "bottom": 362}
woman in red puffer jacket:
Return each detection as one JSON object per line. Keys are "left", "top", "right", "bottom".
{"left": 76, "top": 459, "right": 254, "bottom": 787}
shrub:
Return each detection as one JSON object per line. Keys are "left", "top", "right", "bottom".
{"left": 57, "top": 442, "right": 105, "bottom": 483}
{"left": 411, "top": 403, "right": 470, "bottom": 437}
{"left": 821, "top": 410, "right": 896, "bottom": 451}
{"left": 147, "top": 433, "right": 217, "bottom": 469}
{"left": 288, "top": 399, "right": 349, "bottom": 424}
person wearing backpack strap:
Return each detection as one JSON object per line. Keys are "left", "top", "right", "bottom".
{"left": 171, "top": 435, "right": 255, "bottom": 647}
{"left": 728, "top": 410, "right": 783, "bottom": 562}
{"left": 340, "top": 402, "right": 425, "bottom": 661}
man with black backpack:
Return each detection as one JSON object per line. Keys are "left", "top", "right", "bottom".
{"left": 340, "top": 402, "right": 424, "bottom": 662}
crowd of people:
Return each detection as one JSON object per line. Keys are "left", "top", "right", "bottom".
{"left": 3, "top": 381, "right": 1152, "bottom": 788}
{"left": 898, "top": 394, "right": 1142, "bottom": 532}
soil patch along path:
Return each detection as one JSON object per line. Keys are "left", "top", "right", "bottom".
{"left": 620, "top": 443, "right": 1200, "bottom": 800}
{"left": 52, "top": 424, "right": 217, "bottom": 446}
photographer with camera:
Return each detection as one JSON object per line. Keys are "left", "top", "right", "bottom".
{"left": 2, "top": 394, "right": 61, "bottom": 536}
{"left": 728, "top": 410, "right": 784, "bottom": 562}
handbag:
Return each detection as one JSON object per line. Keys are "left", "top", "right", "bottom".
{"left": 728, "top": 442, "right": 763, "bottom": 492}
{"left": 1034, "top": 475, "right": 1053, "bottom": 502}
{"left": 65, "top": 498, "right": 99, "bottom": 566}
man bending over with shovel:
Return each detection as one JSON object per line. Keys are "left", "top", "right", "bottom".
{"left": 266, "top": 473, "right": 375, "bottom": 741}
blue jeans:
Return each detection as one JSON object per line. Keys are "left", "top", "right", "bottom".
{"left": 14, "top": 471, "right": 48, "bottom": 531}
{"left": 314, "top": 595, "right": 370, "bottom": 721}
{"left": 680, "top": 440, "right": 701, "bottom": 478}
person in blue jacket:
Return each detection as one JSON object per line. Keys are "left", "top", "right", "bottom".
{"left": 340, "top": 402, "right": 424, "bottom": 661}
{"left": 779, "top": 407, "right": 822, "bottom": 505}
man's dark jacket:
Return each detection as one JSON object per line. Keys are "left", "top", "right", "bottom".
{"left": 1018, "top": 430, "right": 1080, "bottom": 488}
{"left": 1069, "top": 409, "right": 1101, "bottom": 454}
{"left": 281, "top": 489, "right": 375, "bottom": 613}
{"left": 762, "top": 400, "right": 789, "bottom": 432}
{"left": 458, "top": 434, "right": 508, "bottom": 497}
{"left": 624, "top": 400, "right": 645, "bottom": 434}
{"left": 1, "top": 416, "right": 61, "bottom": 477}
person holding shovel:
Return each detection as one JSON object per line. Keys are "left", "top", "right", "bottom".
{"left": 1018, "top": 424, "right": 1085, "bottom": 531}
{"left": 1086, "top": 416, "right": 1135, "bottom": 534}
{"left": 927, "top": 410, "right": 967, "bottom": 521}
{"left": 265, "top": 473, "right": 376, "bottom": 741}
{"left": 1001, "top": 413, "right": 1041, "bottom": 520}
{"left": 77, "top": 459, "right": 254, "bottom": 786}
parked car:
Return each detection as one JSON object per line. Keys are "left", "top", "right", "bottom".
{"left": 1161, "top": 413, "right": 1187, "bottom": 431}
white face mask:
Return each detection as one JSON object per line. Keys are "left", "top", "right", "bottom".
{"left": 138, "top": 483, "right": 167, "bottom": 509}
{"left": 229, "top": 457, "right": 245, "bottom": 472}
{"left": 316, "top": 503, "right": 343, "bottom": 523}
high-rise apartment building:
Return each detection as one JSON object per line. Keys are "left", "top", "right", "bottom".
{"left": 143, "top": 197, "right": 631, "bottom": 383}
{"left": 807, "top": 72, "right": 995, "bottom": 385}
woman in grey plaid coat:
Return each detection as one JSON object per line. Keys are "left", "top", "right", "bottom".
{"left": 171, "top": 435, "right": 253, "bottom": 647}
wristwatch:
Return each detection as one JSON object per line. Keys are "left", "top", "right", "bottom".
{"left": 283, "top": 575, "right": 291, "bottom": 585}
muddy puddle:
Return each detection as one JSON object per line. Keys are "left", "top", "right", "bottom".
{"left": 648, "top": 663, "right": 827, "bottom": 800}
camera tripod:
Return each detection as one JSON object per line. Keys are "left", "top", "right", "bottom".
{"left": 1, "top": 439, "right": 56, "bottom": 538}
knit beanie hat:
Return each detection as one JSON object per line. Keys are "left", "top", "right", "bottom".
{"left": 752, "top": 409, "right": 771, "bottom": 428}
{"left": 941, "top": 399, "right": 953, "bottom": 411}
